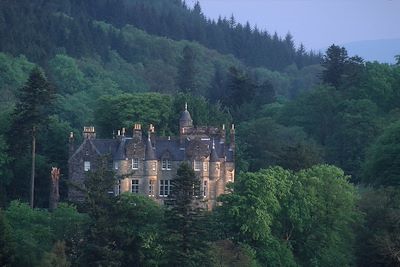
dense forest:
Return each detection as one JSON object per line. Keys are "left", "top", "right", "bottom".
{"left": 1, "top": 0, "right": 400, "bottom": 266}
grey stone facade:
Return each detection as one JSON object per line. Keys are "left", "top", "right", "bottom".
{"left": 68, "top": 105, "right": 235, "bottom": 209}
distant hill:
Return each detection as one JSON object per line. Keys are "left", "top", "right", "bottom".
{"left": 342, "top": 39, "right": 400, "bottom": 64}
{"left": 0, "top": 0, "right": 320, "bottom": 71}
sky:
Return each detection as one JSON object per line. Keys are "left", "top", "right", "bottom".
{"left": 187, "top": 0, "right": 400, "bottom": 52}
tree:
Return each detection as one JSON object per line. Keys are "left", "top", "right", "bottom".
{"left": 357, "top": 187, "right": 400, "bottom": 267}
{"left": 164, "top": 162, "right": 212, "bottom": 267}
{"left": 178, "top": 45, "right": 197, "bottom": 94}
{"left": 77, "top": 159, "right": 165, "bottom": 267}
{"left": 0, "top": 135, "right": 11, "bottom": 205}
{"left": 215, "top": 167, "right": 296, "bottom": 266}
{"left": 8, "top": 67, "right": 55, "bottom": 207}
{"left": 223, "top": 67, "right": 256, "bottom": 112}
{"left": 215, "top": 165, "right": 360, "bottom": 266}
{"left": 362, "top": 120, "right": 400, "bottom": 186}
{"left": 0, "top": 209, "right": 15, "bottom": 267}
{"left": 322, "top": 44, "right": 348, "bottom": 88}
{"left": 237, "top": 117, "right": 322, "bottom": 172}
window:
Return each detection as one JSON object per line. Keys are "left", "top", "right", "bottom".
{"left": 152, "top": 162, "right": 157, "bottom": 171}
{"left": 194, "top": 160, "right": 201, "bottom": 171}
{"left": 203, "top": 162, "right": 208, "bottom": 172}
{"left": 131, "top": 179, "right": 139, "bottom": 193}
{"left": 84, "top": 161, "right": 91, "bottom": 171}
{"left": 203, "top": 180, "right": 208, "bottom": 197}
{"left": 159, "top": 180, "right": 171, "bottom": 197}
{"left": 132, "top": 158, "right": 139, "bottom": 169}
{"left": 149, "top": 180, "right": 155, "bottom": 196}
{"left": 114, "top": 162, "right": 118, "bottom": 170}
{"left": 162, "top": 159, "right": 171, "bottom": 170}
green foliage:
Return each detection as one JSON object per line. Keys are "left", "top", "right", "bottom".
{"left": 95, "top": 92, "right": 232, "bottom": 138}
{"left": 164, "top": 163, "right": 212, "bottom": 267}
{"left": 216, "top": 165, "right": 360, "bottom": 266}
{"left": 5, "top": 201, "right": 87, "bottom": 267}
{"left": 78, "top": 163, "right": 165, "bottom": 267}
{"left": 0, "top": 209, "right": 15, "bottom": 266}
{"left": 95, "top": 93, "right": 173, "bottom": 137}
{"left": 211, "top": 240, "right": 260, "bottom": 267}
{"left": 9, "top": 67, "right": 55, "bottom": 144}
{"left": 362, "top": 120, "right": 400, "bottom": 186}
{"left": 178, "top": 45, "right": 197, "bottom": 93}
{"left": 357, "top": 187, "right": 400, "bottom": 267}
{"left": 48, "top": 54, "right": 87, "bottom": 95}
{"left": 238, "top": 117, "right": 322, "bottom": 172}
{"left": 326, "top": 99, "right": 380, "bottom": 179}
{"left": 39, "top": 241, "right": 71, "bottom": 267}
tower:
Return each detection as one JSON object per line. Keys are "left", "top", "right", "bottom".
{"left": 179, "top": 103, "right": 193, "bottom": 135}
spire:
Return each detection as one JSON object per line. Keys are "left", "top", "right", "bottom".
{"left": 185, "top": 102, "right": 188, "bottom": 111}
{"left": 145, "top": 132, "right": 156, "bottom": 160}
{"left": 210, "top": 139, "right": 219, "bottom": 162}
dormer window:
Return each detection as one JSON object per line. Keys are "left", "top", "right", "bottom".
{"left": 132, "top": 158, "right": 139, "bottom": 169}
{"left": 84, "top": 161, "right": 91, "bottom": 171}
{"left": 162, "top": 159, "right": 171, "bottom": 170}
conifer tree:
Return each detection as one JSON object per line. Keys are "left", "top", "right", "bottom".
{"left": 178, "top": 45, "right": 197, "bottom": 94}
{"left": 164, "top": 162, "right": 211, "bottom": 267}
{"left": 8, "top": 67, "right": 55, "bottom": 208}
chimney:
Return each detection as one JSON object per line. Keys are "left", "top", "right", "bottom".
{"left": 149, "top": 124, "right": 156, "bottom": 145}
{"left": 83, "top": 126, "right": 96, "bottom": 139}
{"left": 68, "top": 132, "right": 75, "bottom": 159}
{"left": 133, "top": 123, "right": 142, "bottom": 141}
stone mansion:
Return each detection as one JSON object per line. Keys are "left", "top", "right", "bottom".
{"left": 68, "top": 105, "right": 235, "bottom": 209}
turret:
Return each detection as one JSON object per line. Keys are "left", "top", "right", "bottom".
{"left": 179, "top": 103, "right": 193, "bottom": 135}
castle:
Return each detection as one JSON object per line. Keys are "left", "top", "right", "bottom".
{"left": 68, "top": 104, "right": 235, "bottom": 209}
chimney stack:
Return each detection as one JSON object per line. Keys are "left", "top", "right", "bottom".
{"left": 83, "top": 126, "right": 96, "bottom": 139}
{"left": 69, "top": 132, "right": 75, "bottom": 159}
{"left": 133, "top": 123, "right": 142, "bottom": 141}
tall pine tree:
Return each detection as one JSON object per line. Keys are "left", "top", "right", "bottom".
{"left": 164, "top": 162, "right": 211, "bottom": 267}
{"left": 8, "top": 67, "right": 55, "bottom": 207}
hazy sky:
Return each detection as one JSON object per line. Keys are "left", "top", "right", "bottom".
{"left": 188, "top": 0, "right": 400, "bottom": 52}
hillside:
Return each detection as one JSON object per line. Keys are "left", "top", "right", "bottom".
{"left": 0, "top": 2, "right": 323, "bottom": 130}
{"left": 0, "top": 0, "right": 320, "bottom": 71}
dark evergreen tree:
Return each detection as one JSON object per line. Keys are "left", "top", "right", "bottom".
{"left": 7, "top": 67, "right": 55, "bottom": 207}
{"left": 76, "top": 158, "right": 122, "bottom": 267}
{"left": 178, "top": 45, "right": 197, "bottom": 94}
{"left": 224, "top": 67, "right": 256, "bottom": 110}
{"left": 321, "top": 44, "right": 348, "bottom": 88}
{"left": 164, "top": 162, "right": 211, "bottom": 267}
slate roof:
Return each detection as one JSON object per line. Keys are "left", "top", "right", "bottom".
{"left": 74, "top": 135, "right": 234, "bottom": 162}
